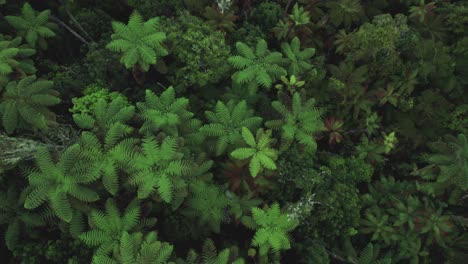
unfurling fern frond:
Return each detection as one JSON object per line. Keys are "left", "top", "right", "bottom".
{"left": 128, "top": 136, "right": 189, "bottom": 202}
{"left": 24, "top": 144, "right": 100, "bottom": 223}
{"left": 92, "top": 231, "right": 174, "bottom": 264}
{"left": 266, "top": 92, "right": 323, "bottom": 152}
{"left": 106, "top": 11, "right": 168, "bottom": 71}
{"left": 231, "top": 127, "right": 278, "bottom": 177}
{"left": 137, "top": 86, "right": 193, "bottom": 136}
{"left": 5, "top": 3, "right": 57, "bottom": 49}
{"left": 200, "top": 100, "right": 262, "bottom": 156}
{"left": 229, "top": 39, "right": 286, "bottom": 93}
{"left": 0, "top": 75, "right": 60, "bottom": 134}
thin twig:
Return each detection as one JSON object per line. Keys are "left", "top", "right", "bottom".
{"left": 58, "top": 0, "right": 95, "bottom": 43}
{"left": 50, "top": 16, "right": 90, "bottom": 45}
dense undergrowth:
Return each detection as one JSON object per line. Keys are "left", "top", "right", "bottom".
{"left": 0, "top": 0, "right": 467, "bottom": 263}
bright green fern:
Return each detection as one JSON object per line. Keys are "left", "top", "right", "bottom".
{"left": 200, "top": 100, "right": 262, "bottom": 156}
{"left": 230, "top": 127, "right": 278, "bottom": 177}
{"left": 229, "top": 39, "right": 286, "bottom": 93}
{"left": 92, "top": 231, "right": 174, "bottom": 264}
{"left": 4, "top": 3, "right": 57, "bottom": 49}
{"left": 242, "top": 203, "right": 298, "bottom": 256}
{"left": 137, "top": 86, "right": 194, "bottom": 136}
{"left": 106, "top": 11, "right": 168, "bottom": 71}
{"left": 24, "top": 144, "right": 100, "bottom": 223}
{"left": 280, "top": 37, "right": 316, "bottom": 77}
{"left": 128, "top": 136, "right": 189, "bottom": 202}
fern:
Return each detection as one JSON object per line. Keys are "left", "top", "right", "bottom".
{"left": 128, "top": 136, "right": 189, "bottom": 202}
{"left": 0, "top": 35, "right": 36, "bottom": 83}
{"left": 178, "top": 239, "right": 244, "bottom": 264}
{"left": 200, "top": 100, "right": 262, "bottom": 156}
{"left": 73, "top": 96, "right": 135, "bottom": 135}
{"left": 415, "top": 134, "right": 468, "bottom": 203}
{"left": 24, "top": 144, "right": 101, "bottom": 222}
{"left": 228, "top": 39, "right": 286, "bottom": 93}
{"left": 0, "top": 75, "right": 60, "bottom": 134}
{"left": 281, "top": 37, "right": 316, "bottom": 77}
{"left": 266, "top": 92, "right": 323, "bottom": 152}
{"left": 242, "top": 203, "right": 298, "bottom": 256}
{"left": 79, "top": 199, "right": 147, "bottom": 257}
{"left": 92, "top": 231, "right": 174, "bottom": 264}
{"left": 137, "top": 86, "right": 194, "bottom": 136}
{"left": 106, "top": 11, "right": 168, "bottom": 71}
{"left": 230, "top": 127, "right": 278, "bottom": 177}
{"left": 326, "top": 0, "right": 363, "bottom": 29}
{"left": 357, "top": 243, "right": 391, "bottom": 264}
{"left": 79, "top": 129, "right": 137, "bottom": 195}
{"left": 182, "top": 182, "right": 229, "bottom": 233}
{"left": 4, "top": 3, "right": 57, "bottom": 49}
{"left": 0, "top": 186, "right": 45, "bottom": 251}
{"left": 289, "top": 4, "right": 310, "bottom": 26}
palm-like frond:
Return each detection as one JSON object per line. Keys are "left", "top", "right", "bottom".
{"left": 0, "top": 75, "right": 59, "bottom": 134}
{"left": 106, "top": 11, "right": 168, "bottom": 71}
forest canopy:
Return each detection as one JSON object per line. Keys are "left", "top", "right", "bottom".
{"left": 0, "top": 0, "right": 467, "bottom": 263}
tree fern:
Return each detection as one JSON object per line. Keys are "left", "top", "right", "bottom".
{"left": 415, "top": 134, "right": 468, "bottom": 203}
{"left": 92, "top": 231, "right": 174, "bottom": 264}
{"left": 106, "top": 11, "right": 168, "bottom": 71}
{"left": 0, "top": 186, "right": 45, "bottom": 251}
{"left": 73, "top": 96, "right": 135, "bottom": 135}
{"left": 0, "top": 75, "right": 60, "bottom": 134}
{"left": 4, "top": 3, "right": 57, "bottom": 49}
{"left": 79, "top": 129, "right": 137, "bottom": 195}
{"left": 200, "top": 100, "right": 262, "bottom": 156}
{"left": 229, "top": 39, "right": 286, "bottom": 93}
{"left": 24, "top": 144, "right": 101, "bottom": 222}
{"left": 79, "top": 199, "right": 146, "bottom": 257}
{"left": 128, "top": 136, "right": 189, "bottom": 202}
{"left": 182, "top": 181, "right": 229, "bottom": 233}
{"left": 231, "top": 127, "right": 278, "bottom": 177}
{"left": 137, "top": 87, "right": 194, "bottom": 136}
{"left": 326, "top": 0, "right": 363, "bottom": 29}
{"left": 266, "top": 92, "right": 323, "bottom": 152}
{"left": 177, "top": 239, "right": 244, "bottom": 264}
{"left": 356, "top": 243, "right": 391, "bottom": 264}
{"left": 0, "top": 35, "right": 36, "bottom": 83}
{"left": 242, "top": 203, "right": 298, "bottom": 256}
{"left": 280, "top": 37, "right": 316, "bottom": 77}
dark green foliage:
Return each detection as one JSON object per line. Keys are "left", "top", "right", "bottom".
{"left": 0, "top": 1, "right": 466, "bottom": 263}
{"left": 0, "top": 75, "right": 60, "bottom": 134}
{"left": 414, "top": 134, "right": 468, "bottom": 203}
{"left": 182, "top": 182, "right": 229, "bottom": 233}
{"left": 5, "top": 3, "right": 57, "bottom": 49}
{"left": 162, "top": 13, "right": 231, "bottom": 88}
{"left": 106, "top": 11, "right": 168, "bottom": 71}
{"left": 0, "top": 35, "right": 36, "bottom": 84}
{"left": 266, "top": 92, "right": 323, "bottom": 152}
